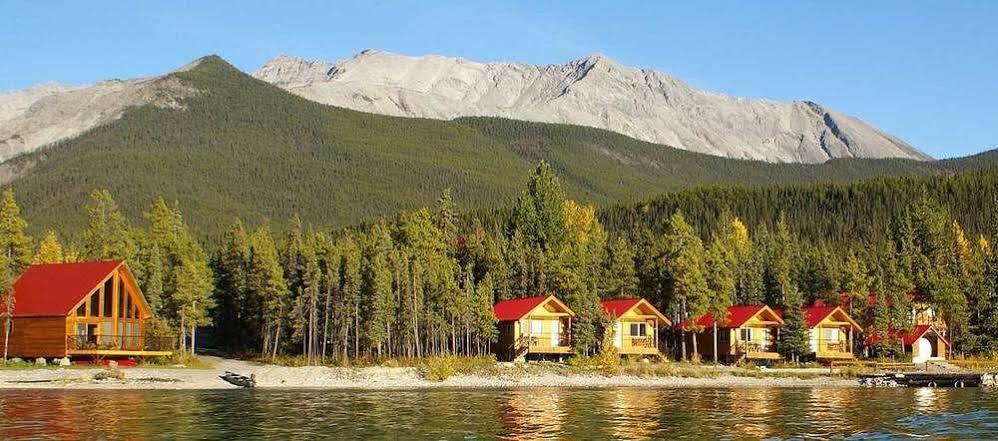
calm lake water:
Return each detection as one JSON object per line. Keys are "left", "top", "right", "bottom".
{"left": 1, "top": 387, "right": 997, "bottom": 440}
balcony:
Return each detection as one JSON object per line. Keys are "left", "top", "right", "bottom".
{"left": 816, "top": 341, "right": 855, "bottom": 359}
{"left": 519, "top": 333, "right": 572, "bottom": 354}
{"left": 736, "top": 341, "right": 781, "bottom": 359}
{"left": 67, "top": 334, "right": 175, "bottom": 357}
{"left": 620, "top": 336, "right": 659, "bottom": 354}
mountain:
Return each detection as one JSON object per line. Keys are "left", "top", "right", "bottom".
{"left": 0, "top": 56, "right": 992, "bottom": 236}
{"left": 0, "top": 61, "right": 202, "bottom": 163}
{"left": 254, "top": 50, "right": 930, "bottom": 164}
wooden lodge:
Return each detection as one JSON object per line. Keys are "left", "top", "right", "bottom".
{"left": 803, "top": 306, "right": 860, "bottom": 361}
{"left": 680, "top": 305, "right": 784, "bottom": 363}
{"left": 600, "top": 298, "right": 670, "bottom": 357}
{"left": 494, "top": 295, "right": 575, "bottom": 361}
{"left": 0, "top": 260, "right": 171, "bottom": 359}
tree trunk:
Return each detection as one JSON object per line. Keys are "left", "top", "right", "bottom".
{"left": 713, "top": 323, "right": 718, "bottom": 364}
{"left": 2, "top": 317, "right": 10, "bottom": 362}
{"left": 681, "top": 332, "right": 687, "bottom": 361}
{"left": 272, "top": 327, "right": 281, "bottom": 359}
{"left": 190, "top": 325, "right": 196, "bottom": 355}
{"left": 692, "top": 331, "right": 699, "bottom": 361}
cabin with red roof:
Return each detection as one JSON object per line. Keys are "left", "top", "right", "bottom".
{"left": 867, "top": 325, "right": 950, "bottom": 364}
{"left": 493, "top": 295, "right": 575, "bottom": 361}
{"left": 0, "top": 260, "right": 171, "bottom": 359}
{"left": 678, "top": 305, "right": 784, "bottom": 363}
{"left": 802, "top": 306, "right": 860, "bottom": 361}
{"left": 600, "top": 298, "right": 670, "bottom": 357}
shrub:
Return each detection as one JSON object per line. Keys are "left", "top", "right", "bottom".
{"left": 419, "top": 355, "right": 497, "bottom": 381}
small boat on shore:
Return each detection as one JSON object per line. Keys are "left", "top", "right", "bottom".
{"left": 220, "top": 371, "right": 256, "bottom": 388}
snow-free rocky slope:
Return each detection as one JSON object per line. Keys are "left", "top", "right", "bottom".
{"left": 0, "top": 62, "right": 200, "bottom": 163}
{"left": 254, "top": 50, "right": 930, "bottom": 163}
{"left": 4, "top": 56, "right": 989, "bottom": 236}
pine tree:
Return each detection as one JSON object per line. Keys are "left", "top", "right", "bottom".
{"left": 247, "top": 226, "right": 288, "bottom": 357}
{"left": 603, "top": 236, "right": 638, "bottom": 299}
{"left": 214, "top": 220, "right": 250, "bottom": 349}
{"left": 779, "top": 285, "right": 810, "bottom": 362}
{"left": 664, "top": 211, "right": 710, "bottom": 361}
{"left": 82, "top": 189, "right": 137, "bottom": 262}
{"left": 173, "top": 258, "right": 215, "bottom": 354}
{"left": 33, "top": 230, "right": 64, "bottom": 264}
{"left": 0, "top": 189, "right": 32, "bottom": 273}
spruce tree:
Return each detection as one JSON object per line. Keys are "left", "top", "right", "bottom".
{"left": 33, "top": 230, "right": 63, "bottom": 264}
{"left": 0, "top": 189, "right": 32, "bottom": 273}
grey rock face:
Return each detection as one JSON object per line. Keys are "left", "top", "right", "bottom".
{"left": 254, "top": 50, "right": 930, "bottom": 163}
{"left": 0, "top": 63, "right": 201, "bottom": 163}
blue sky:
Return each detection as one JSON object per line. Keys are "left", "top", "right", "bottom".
{"left": 3, "top": 1, "right": 996, "bottom": 159}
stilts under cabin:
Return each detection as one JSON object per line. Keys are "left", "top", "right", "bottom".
{"left": 0, "top": 260, "right": 172, "bottom": 360}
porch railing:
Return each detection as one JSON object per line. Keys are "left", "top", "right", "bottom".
{"left": 519, "top": 333, "right": 571, "bottom": 348}
{"left": 67, "top": 334, "right": 176, "bottom": 352}
{"left": 736, "top": 341, "right": 777, "bottom": 353}
{"left": 628, "top": 336, "right": 656, "bottom": 348}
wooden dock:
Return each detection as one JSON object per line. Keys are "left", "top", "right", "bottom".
{"left": 860, "top": 372, "right": 995, "bottom": 387}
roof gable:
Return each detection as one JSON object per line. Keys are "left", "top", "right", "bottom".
{"left": 679, "top": 305, "right": 783, "bottom": 330}
{"left": 8, "top": 260, "right": 124, "bottom": 317}
{"left": 493, "top": 295, "right": 575, "bottom": 321}
{"left": 600, "top": 298, "right": 670, "bottom": 324}
{"left": 808, "top": 306, "right": 861, "bottom": 330}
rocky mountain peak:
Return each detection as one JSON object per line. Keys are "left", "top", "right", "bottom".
{"left": 251, "top": 50, "right": 929, "bottom": 163}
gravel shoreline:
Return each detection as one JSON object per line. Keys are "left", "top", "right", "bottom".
{"left": 0, "top": 358, "right": 859, "bottom": 390}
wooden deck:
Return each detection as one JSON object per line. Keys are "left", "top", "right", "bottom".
{"left": 68, "top": 348, "right": 173, "bottom": 357}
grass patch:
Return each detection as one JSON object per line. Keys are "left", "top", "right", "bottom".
{"left": 418, "top": 355, "right": 498, "bottom": 381}
{"left": 140, "top": 353, "right": 216, "bottom": 369}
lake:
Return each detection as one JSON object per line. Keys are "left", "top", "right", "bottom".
{"left": 1, "top": 387, "right": 997, "bottom": 439}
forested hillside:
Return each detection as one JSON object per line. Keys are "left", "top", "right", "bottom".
{"left": 3, "top": 55, "right": 997, "bottom": 237}
{"left": 4, "top": 162, "right": 998, "bottom": 364}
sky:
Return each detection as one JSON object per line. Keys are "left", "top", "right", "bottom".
{"left": 3, "top": 1, "right": 996, "bottom": 159}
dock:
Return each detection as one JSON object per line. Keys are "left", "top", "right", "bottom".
{"left": 860, "top": 372, "right": 996, "bottom": 387}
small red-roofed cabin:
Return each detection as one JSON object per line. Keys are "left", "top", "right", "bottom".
{"left": 600, "top": 298, "right": 670, "bottom": 356}
{"left": 867, "top": 325, "right": 949, "bottom": 364}
{"left": 803, "top": 306, "right": 861, "bottom": 361}
{"left": 494, "top": 295, "right": 575, "bottom": 361}
{"left": 0, "top": 260, "right": 171, "bottom": 359}
{"left": 679, "top": 305, "right": 784, "bottom": 363}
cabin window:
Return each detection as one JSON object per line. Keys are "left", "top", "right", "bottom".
{"left": 76, "top": 302, "right": 86, "bottom": 317}
{"left": 719, "top": 331, "right": 730, "bottom": 343}
{"left": 823, "top": 328, "right": 840, "bottom": 342}
{"left": 89, "top": 291, "right": 99, "bottom": 317}
{"left": 740, "top": 328, "right": 753, "bottom": 341}
{"left": 530, "top": 320, "right": 543, "bottom": 335}
{"left": 124, "top": 294, "right": 132, "bottom": 319}
{"left": 629, "top": 323, "right": 647, "bottom": 336}
{"left": 103, "top": 278, "right": 114, "bottom": 317}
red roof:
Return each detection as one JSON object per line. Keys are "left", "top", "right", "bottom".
{"left": 493, "top": 296, "right": 552, "bottom": 321}
{"left": 803, "top": 306, "right": 838, "bottom": 328}
{"left": 600, "top": 298, "right": 642, "bottom": 317}
{"left": 6, "top": 260, "right": 123, "bottom": 317}
{"left": 866, "top": 325, "right": 950, "bottom": 347}
{"left": 678, "top": 305, "right": 774, "bottom": 330}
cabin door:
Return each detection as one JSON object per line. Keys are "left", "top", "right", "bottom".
{"left": 914, "top": 338, "right": 932, "bottom": 363}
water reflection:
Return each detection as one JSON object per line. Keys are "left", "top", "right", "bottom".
{"left": 0, "top": 388, "right": 995, "bottom": 440}
{"left": 500, "top": 389, "right": 567, "bottom": 440}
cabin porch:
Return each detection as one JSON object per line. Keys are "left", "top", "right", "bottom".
{"left": 65, "top": 334, "right": 174, "bottom": 357}
{"left": 613, "top": 318, "right": 661, "bottom": 355}
{"left": 813, "top": 326, "right": 856, "bottom": 360}
{"left": 733, "top": 326, "right": 781, "bottom": 360}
